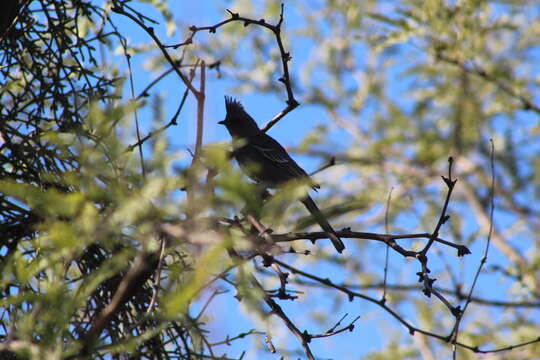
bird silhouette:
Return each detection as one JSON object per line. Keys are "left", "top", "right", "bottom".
{"left": 219, "top": 96, "right": 345, "bottom": 253}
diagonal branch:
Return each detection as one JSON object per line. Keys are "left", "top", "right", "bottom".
{"left": 111, "top": 4, "right": 199, "bottom": 97}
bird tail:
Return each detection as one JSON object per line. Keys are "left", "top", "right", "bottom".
{"left": 301, "top": 196, "right": 345, "bottom": 253}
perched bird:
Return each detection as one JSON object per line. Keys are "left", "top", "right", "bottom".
{"left": 219, "top": 96, "right": 345, "bottom": 253}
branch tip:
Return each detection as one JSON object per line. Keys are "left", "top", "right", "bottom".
{"left": 226, "top": 9, "right": 239, "bottom": 19}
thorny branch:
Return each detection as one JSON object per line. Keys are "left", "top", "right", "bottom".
{"left": 269, "top": 258, "right": 540, "bottom": 354}
{"left": 170, "top": 3, "right": 299, "bottom": 132}
{"left": 226, "top": 248, "right": 316, "bottom": 360}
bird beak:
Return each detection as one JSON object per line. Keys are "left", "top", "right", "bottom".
{"left": 218, "top": 119, "right": 226, "bottom": 125}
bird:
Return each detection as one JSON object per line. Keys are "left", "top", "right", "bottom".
{"left": 218, "top": 96, "right": 345, "bottom": 253}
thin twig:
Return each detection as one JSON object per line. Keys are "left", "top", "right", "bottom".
{"left": 146, "top": 238, "right": 166, "bottom": 314}
{"left": 420, "top": 157, "right": 457, "bottom": 255}
{"left": 193, "top": 60, "right": 206, "bottom": 161}
{"left": 382, "top": 187, "right": 393, "bottom": 302}
{"left": 209, "top": 329, "right": 264, "bottom": 346}
{"left": 137, "top": 66, "right": 175, "bottom": 100}
{"left": 308, "top": 156, "right": 336, "bottom": 176}
{"left": 126, "top": 86, "right": 189, "bottom": 152}
{"left": 312, "top": 315, "right": 361, "bottom": 339}
{"left": 122, "top": 32, "right": 145, "bottom": 177}
{"left": 450, "top": 139, "right": 496, "bottom": 357}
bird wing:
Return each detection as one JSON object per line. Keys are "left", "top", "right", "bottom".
{"left": 250, "top": 135, "right": 309, "bottom": 179}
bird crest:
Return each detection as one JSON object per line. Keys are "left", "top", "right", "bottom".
{"left": 224, "top": 96, "right": 245, "bottom": 115}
